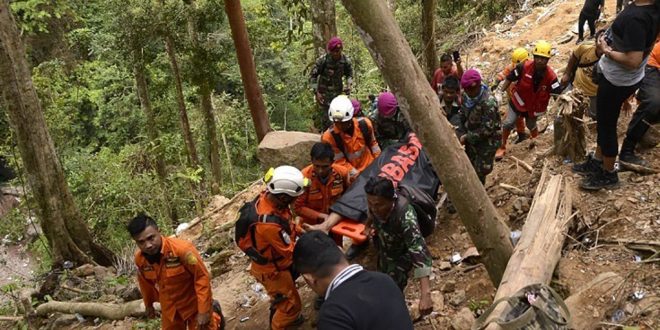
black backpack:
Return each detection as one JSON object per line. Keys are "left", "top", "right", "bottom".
{"left": 234, "top": 200, "right": 290, "bottom": 265}
{"left": 331, "top": 118, "right": 374, "bottom": 160}
{"left": 397, "top": 185, "right": 437, "bottom": 237}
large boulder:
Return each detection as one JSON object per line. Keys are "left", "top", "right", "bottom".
{"left": 257, "top": 131, "right": 321, "bottom": 170}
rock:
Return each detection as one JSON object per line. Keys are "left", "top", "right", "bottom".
{"left": 439, "top": 261, "right": 452, "bottom": 271}
{"left": 211, "top": 250, "right": 235, "bottom": 277}
{"left": 462, "top": 247, "right": 480, "bottom": 265}
{"left": 257, "top": 131, "right": 321, "bottom": 170}
{"left": 119, "top": 285, "right": 142, "bottom": 301}
{"left": 73, "top": 264, "right": 95, "bottom": 277}
{"left": 513, "top": 198, "right": 523, "bottom": 212}
{"left": 441, "top": 280, "right": 456, "bottom": 293}
{"left": 207, "top": 195, "right": 231, "bottom": 212}
{"left": 623, "top": 302, "right": 635, "bottom": 315}
{"left": 449, "top": 289, "right": 466, "bottom": 306}
{"left": 93, "top": 265, "right": 114, "bottom": 281}
{"left": 431, "top": 290, "right": 444, "bottom": 311}
{"left": 451, "top": 307, "right": 475, "bottom": 330}
{"left": 614, "top": 200, "right": 624, "bottom": 211}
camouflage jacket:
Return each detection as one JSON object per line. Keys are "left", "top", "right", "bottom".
{"left": 309, "top": 54, "right": 353, "bottom": 104}
{"left": 370, "top": 110, "right": 411, "bottom": 145}
{"left": 458, "top": 85, "right": 502, "bottom": 147}
{"left": 372, "top": 200, "right": 433, "bottom": 279}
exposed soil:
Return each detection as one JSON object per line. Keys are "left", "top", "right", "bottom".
{"left": 10, "top": 0, "right": 658, "bottom": 329}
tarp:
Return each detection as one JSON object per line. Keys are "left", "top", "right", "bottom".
{"left": 329, "top": 133, "right": 440, "bottom": 222}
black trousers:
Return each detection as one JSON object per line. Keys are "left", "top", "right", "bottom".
{"left": 596, "top": 74, "right": 641, "bottom": 157}
{"left": 578, "top": 11, "right": 597, "bottom": 40}
{"left": 623, "top": 66, "right": 660, "bottom": 146}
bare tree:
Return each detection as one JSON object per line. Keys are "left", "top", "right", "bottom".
{"left": 340, "top": 0, "right": 513, "bottom": 285}
{"left": 421, "top": 0, "right": 437, "bottom": 80}
{"left": 185, "top": 0, "right": 223, "bottom": 193}
{"left": 310, "top": 0, "right": 337, "bottom": 57}
{"left": 164, "top": 35, "right": 201, "bottom": 171}
{"left": 133, "top": 50, "right": 177, "bottom": 225}
{"left": 224, "top": 0, "right": 272, "bottom": 143}
{"left": 0, "top": 0, "right": 114, "bottom": 267}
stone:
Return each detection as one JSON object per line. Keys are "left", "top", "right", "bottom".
{"left": 451, "top": 307, "right": 475, "bottom": 330}
{"left": 73, "top": 264, "right": 95, "bottom": 277}
{"left": 119, "top": 285, "right": 142, "bottom": 301}
{"left": 623, "top": 302, "right": 635, "bottom": 315}
{"left": 441, "top": 280, "right": 456, "bottom": 293}
{"left": 211, "top": 250, "right": 235, "bottom": 277}
{"left": 449, "top": 289, "right": 466, "bottom": 306}
{"left": 93, "top": 265, "right": 115, "bottom": 281}
{"left": 462, "top": 247, "right": 480, "bottom": 265}
{"left": 257, "top": 131, "right": 322, "bottom": 170}
{"left": 431, "top": 290, "right": 444, "bottom": 311}
{"left": 614, "top": 200, "right": 624, "bottom": 211}
{"left": 439, "top": 261, "right": 452, "bottom": 271}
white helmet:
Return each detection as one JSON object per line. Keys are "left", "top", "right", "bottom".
{"left": 264, "top": 166, "right": 308, "bottom": 197}
{"left": 328, "top": 95, "right": 354, "bottom": 122}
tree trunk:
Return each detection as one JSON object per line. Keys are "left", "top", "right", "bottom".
{"left": 483, "top": 169, "right": 573, "bottom": 329}
{"left": 164, "top": 35, "right": 200, "bottom": 170}
{"left": 0, "top": 0, "right": 114, "bottom": 267}
{"left": 421, "top": 0, "right": 437, "bottom": 80}
{"left": 201, "top": 86, "right": 223, "bottom": 194}
{"left": 387, "top": 0, "right": 397, "bottom": 12}
{"left": 133, "top": 51, "right": 178, "bottom": 225}
{"left": 185, "top": 0, "right": 223, "bottom": 194}
{"left": 224, "top": 0, "right": 272, "bottom": 143}
{"left": 340, "top": 0, "right": 513, "bottom": 286}
{"left": 36, "top": 299, "right": 147, "bottom": 320}
{"left": 310, "top": 0, "right": 337, "bottom": 57}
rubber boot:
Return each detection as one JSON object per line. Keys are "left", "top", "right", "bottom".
{"left": 495, "top": 129, "right": 510, "bottom": 160}
{"left": 530, "top": 128, "right": 539, "bottom": 138}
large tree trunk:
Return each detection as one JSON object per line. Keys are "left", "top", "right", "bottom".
{"left": 0, "top": 0, "right": 113, "bottom": 267}
{"left": 340, "top": 0, "right": 513, "bottom": 285}
{"left": 164, "top": 35, "right": 200, "bottom": 170}
{"left": 133, "top": 51, "right": 178, "bottom": 225}
{"left": 310, "top": 0, "right": 337, "bottom": 57}
{"left": 421, "top": 0, "right": 437, "bottom": 80}
{"left": 224, "top": 0, "right": 271, "bottom": 143}
{"left": 483, "top": 169, "right": 573, "bottom": 329}
{"left": 185, "top": 0, "right": 223, "bottom": 194}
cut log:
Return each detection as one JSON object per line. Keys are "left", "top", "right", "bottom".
{"left": 483, "top": 169, "right": 573, "bottom": 329}
{"left": 564, "top": 272, "right": 624, "bottom": 330}
{"left": 36, "top": 299, "right": 146, "bottom": 320}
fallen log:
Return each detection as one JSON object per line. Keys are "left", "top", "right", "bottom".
{"left": 564, "top": 272, "right": 624, "bottom": 330}
{"left": 481, "top": 169, "right": 573, "bottom": 330}
{"left": 36, "top": 299, "right": 146, "bottom": 320}
{"left": 619, "top": 161, "right": 660, "bottom": 175}
{"left": 552, "top": 90, "right": 587, "bottom": 162}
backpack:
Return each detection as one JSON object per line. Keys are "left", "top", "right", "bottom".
{"left": 234, "top": 200, "right": 290, "bottom": 265}
{"left": 331, "top": 118, "right": 373, "bottom": 160}
{"left": 397, "top": 185, "right": 437, "bottom": 237}
{"left": 472, "top": 283, "right": 571, "bottom": 330}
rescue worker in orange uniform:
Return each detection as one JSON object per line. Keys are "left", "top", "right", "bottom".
{"left": 494, "top": 47, "right": 531, "bottom": 159}
{"left": 321, "top": 95, "right": 381, "bottom": 177}
{"left": 294, "top": 142, "right": 353, "bottom": 227}
{"left": 128, "top": 214, "right": 224, "bottom": 330}
{"left": 495, "top": 40, "right": 564, "bottom": 159}
{"left": 251, "top": 166, "right": 307, "bottom": 329}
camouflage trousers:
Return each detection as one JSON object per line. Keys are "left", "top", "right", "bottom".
{"left": 465, "top": 143, "right": 499, "bottom": 184}
{"left": 377, "top": 253, "right": 412, "bottom": 291}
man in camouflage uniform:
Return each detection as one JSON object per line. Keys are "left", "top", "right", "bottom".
{"left": 370, "top": 92, "right": 411, "bottom": 148}
{"left": 364, "top": 177, "right": 433, "bottom": 317}
{"left": 458, "top": 69, "right": 502, "bottom": 184}
{"left": 309, "top": 36, "right": 353, "bottom": 130}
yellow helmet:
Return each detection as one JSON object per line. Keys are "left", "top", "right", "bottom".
{"left": 512, "top": 47, "right": 529, "bottom": 65}
{"left": 532, "top": 40, "right": 552, "bottom": 58}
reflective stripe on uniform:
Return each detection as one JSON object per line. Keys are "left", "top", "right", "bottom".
{"left": 513, "top": 91, "right": 526, "bottom": 106}
{"left": 334, "top": 152, "right": 344, "bottom": 161}
{"left": 347, "top": 148, "right": 364, "bottom": 161}
{"left": 371, "top": 146, "right": 381, "bottom": 154}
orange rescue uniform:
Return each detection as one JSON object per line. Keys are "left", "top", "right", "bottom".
{"left": 294, "top": 164, "right": 352, "bottom": 226}
{"left": 135, "top": 236, "right": 221, "bottom": 330}
{"left": 497, "top": 62, "right": 526, "bottom": 134}
{"left": 250, "top": 191, "right": 301, "bottom": 330}
{"left": 321, "top": 118, "right": 381, "bottom": 176}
